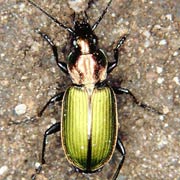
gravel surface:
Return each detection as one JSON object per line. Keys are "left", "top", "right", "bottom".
{"left": 0, "top": 0, "right": 180, "bottom": 180}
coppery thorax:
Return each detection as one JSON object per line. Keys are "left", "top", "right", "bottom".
{"left": 68, "top": 39, "right": 107, "bottom": 86}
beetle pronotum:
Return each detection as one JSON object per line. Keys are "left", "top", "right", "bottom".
{"left": 28, "top": 0, "right": 162, "bottom": 179}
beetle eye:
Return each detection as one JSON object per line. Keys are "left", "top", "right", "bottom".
{"left": 73, "top": 40, "right": 78, "bottom": 48}
{"left": 93, "top": 38, "right": 96, "bottom": 44}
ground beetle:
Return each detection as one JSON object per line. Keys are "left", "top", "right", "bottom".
{"left": 28, "top": 0, "right": 162, "bottom": 179}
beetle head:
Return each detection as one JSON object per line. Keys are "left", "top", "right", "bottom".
{"left": 28, "top": 0, "right": 112, "bottom": 54}
{"left": 71, "top": 20, "right": 98, "bottom": 54}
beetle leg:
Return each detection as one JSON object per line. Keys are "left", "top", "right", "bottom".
{"left": 112, "top": 138, "right": 125, "bottom": 180}
{"left": 31, "top": 122, "right": 60, "bottom": 180}
{"left": 38, "top": 92, "right": 64, "bottom": 117}
{"left": 107, "top": 35, "right": 127, "bottom": 74}
{"left": 113, "top": 87, "right": 163, "bottom": 115}
{"left": 36, "top": 29, "right": 68, "bottom": 74}
{"left": 42, "top": 122, "right": 60, "bottom": 164}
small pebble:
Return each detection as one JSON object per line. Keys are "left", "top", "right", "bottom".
{"left": 157, "top": 135, "right": 168, "bottom": 148}
{"left": 153, "top": 24, "right": 162, "bottom": 30}
{"left": 135, "top": 150, "right": 141, "bottom": 156}
{"left": 143, "top": 30, "right": 151, "bottom": 38}
{"left": 0, "top": 53, "right": 5, "bottom": 57}
{"left": 159, "top": 115, "right": 165, "bottom": 121}
{"left": 16, "top": 3, "right": 25, "bottom": 12}
{"left": 111, "top": 13, "right": 116, "bottom": 17}
{"left": 159, "top": 39, "right": 167, "bottom": 45}
{"left": 173, "top": 51, "right": 179, "bottom": 56}
{"left": 156, "top": 66, "right": 163, "bottom": 74}
{"left": 35, "top": 162, "right": 41, "bottom": 169}
{"left": 173, "top": 77, "right": 180, "bottom": 85}
{"left": 144, "top": 40, "right": 150, "bottom": 48}
{"left": 14, "top": 104, "right": 27, "bottom": 115}
{"left": 0, "top": 165, "right": 8, "bottom": 175}
{"left": 162, "top": 106, "right": 170, "bottom": 114}
{"left": 165, "top": 14, "right": 173, "bottom": 21}
{"left": 68, "top": 0, "right": 88, "bottom": 13}
{"left": 157, "top": 77, "right": 164, "bottom": 84}
{"left": 164, "top": 123, "right": 168, "bottom": 127}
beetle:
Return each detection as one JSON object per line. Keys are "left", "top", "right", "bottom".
{"left": 28, "top": 0, "right": 162, "bottom": 179}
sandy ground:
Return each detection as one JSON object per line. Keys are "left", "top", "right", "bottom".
{"left": 0, "top": 0, "right": 180, "bottom": 179}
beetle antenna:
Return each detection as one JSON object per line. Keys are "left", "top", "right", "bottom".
{"left": 92, "top": 0, "right": 113, "bottom": 31}
{"left": 28, "top": 0, "right": 75, "bottom": 34}
{"left": 83, "top": 11, "right": 89, "bottom": 23}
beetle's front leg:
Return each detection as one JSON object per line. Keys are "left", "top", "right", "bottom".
{"left": 107, "top": 35, "right": 127, "bottom": 74}
{"left": 113, "top": 87, "right": 162, "bottom": 115}
{"left": 36, "top": 29, "right": 68, "bottom": 74}
{"left": 112, "top": 137, "right": 125, "bottom": 180}
{"left": 38, "top": 92, "right": 64, "bottom": 117}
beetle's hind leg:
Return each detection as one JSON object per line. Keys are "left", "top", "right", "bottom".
{"left": 113, "top": 87, "right": 163, "bottom": 115}
{"left": 36, "top": 29, "right": 68, "bottom": 74}
{"left": 112, "top": 137, "right": 125, "bottom": 180}
{"left": 41, "top": 122, "right": 60, "bottom": 164}
{"left": 38, "top": 92, "right": 64, "bottom": 117}
{"left": 31, "top": 122, "right": 60, "bottom": 180}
